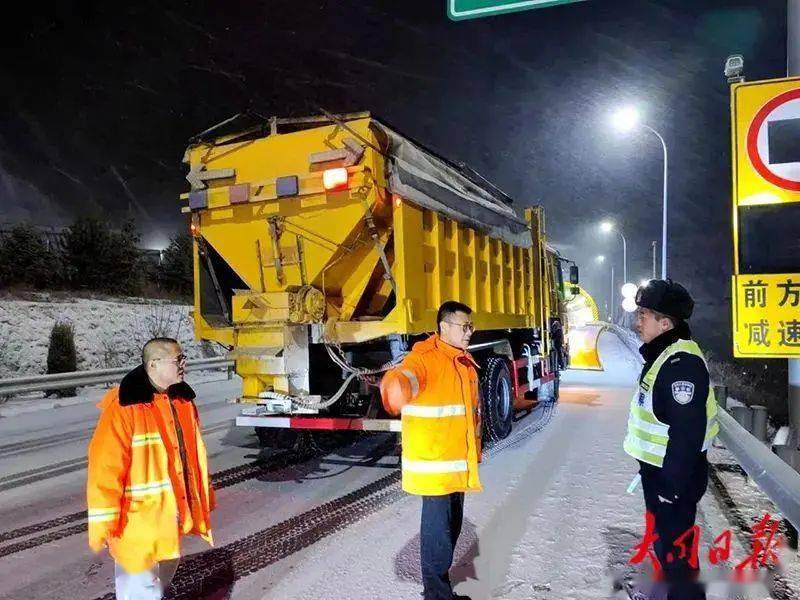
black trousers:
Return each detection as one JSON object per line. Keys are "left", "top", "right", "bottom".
{"left": 644, "top": 487, "right": 706, "bottom": 600}
{"left": 554, "top": 346, "right": 565, "bottom": 370}
{"left": 421, "top": 493, "right": 464, "bottom": 600}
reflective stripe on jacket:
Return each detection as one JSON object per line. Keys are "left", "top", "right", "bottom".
{"left": 86, "top": 365, "right": 215, "bottom": 573}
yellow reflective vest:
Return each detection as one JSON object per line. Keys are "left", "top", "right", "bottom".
{"left": 381, "top": 334, "right": 482, "bottom": 496}
{"left": 624, "top": 339, "right": 719, "bottom": 467}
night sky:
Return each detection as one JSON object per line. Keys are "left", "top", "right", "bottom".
{"left": 0, "top": 0, "right": 789, "bottom": 361}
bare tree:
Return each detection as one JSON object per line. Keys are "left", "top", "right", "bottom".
{"left": 132, "top": 303, "right": 190, "bottom": 348}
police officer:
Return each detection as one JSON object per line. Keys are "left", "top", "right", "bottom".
{"left": 624, "top": 280, "right": 719, "bottom": 600}
{"left": 550, "top": 317, "right": 566, "bottom": 370}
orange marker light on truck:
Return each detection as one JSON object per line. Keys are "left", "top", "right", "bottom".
{"left": 322, "top": 168, "right": 348, "bottom": 191}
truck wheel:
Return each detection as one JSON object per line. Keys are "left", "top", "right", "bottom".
{"left": 481, "top": 356, "right": 513, "bottom": 443}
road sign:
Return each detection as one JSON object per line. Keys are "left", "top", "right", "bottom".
{"left": 732, "top": 274, "right": 800, "bottom": 357}
{"left": 447, "top": 0, "right": 585, "bottom": 21}
{"left": 732, "top": 77, "right": 800, "bottom": 206}
{"left": 731, "top": 77, "right": 800, "bottom": 358}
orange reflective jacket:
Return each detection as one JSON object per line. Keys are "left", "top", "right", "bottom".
{"left": 380, "top": 335, "right": 482, "bottom": 496}
{"left": 86, "top": 365, "right": 215, "bottom": 573}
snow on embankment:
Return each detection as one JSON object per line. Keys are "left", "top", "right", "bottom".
{"left": 0, "top": 296, "right": 221, "bottom": 378}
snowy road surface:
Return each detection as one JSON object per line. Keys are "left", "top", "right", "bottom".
{"left": 0, "top": 332, "right": 795, "bottom": 599}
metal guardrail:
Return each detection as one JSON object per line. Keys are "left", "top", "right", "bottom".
{"left": 716, "top": 406, "right": 800, "bottom": 532}
{"left": 601, "top": 322, "right": 643, "bottom": 360}
{"left": 0, "top": 357, "right": 234, "bottom": 397}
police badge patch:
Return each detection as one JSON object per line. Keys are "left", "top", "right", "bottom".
{"left": 671, "top": 381, "right": 695, "bottom": 404}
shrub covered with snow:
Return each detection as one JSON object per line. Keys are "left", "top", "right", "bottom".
{"left": 46, "top": 321, "right": 78, "bottom": 396}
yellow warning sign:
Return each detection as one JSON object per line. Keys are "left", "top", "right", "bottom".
{"left": 732, "top": 77, "right": 800, "bottom": 208}
{"left": 732, "top": 274, "right": 800, "bottom": 357}
{"left": 730, "top": 77, "right": 800, "bottom": 358}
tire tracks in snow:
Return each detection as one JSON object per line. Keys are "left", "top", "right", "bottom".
{"left": 0, "top": 424, "right": 328, "bottom": 557}
{"left": 0, "top": 420, "right": 231, "bottom": 492}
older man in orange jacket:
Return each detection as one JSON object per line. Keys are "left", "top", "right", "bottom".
{"left": 381, "top": 301, "right": 482, "bottom": 600}
{"left": 87, "top": 337, "right": 215, "bottom": 600}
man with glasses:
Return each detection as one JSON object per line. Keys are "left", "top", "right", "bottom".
{"left": 624, "top": 280, "right": 718, "bottom": 600}
{"left": 380, "top": 301, "right": 481, "bottom": 600}
{"left": 87, "top": 337, "right": 216, "bottom": 599}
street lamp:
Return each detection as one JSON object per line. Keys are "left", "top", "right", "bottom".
{"left": 599, "top": 220, "right": 628, "bottom": 285}
{"left": 611, "top": 106, "right": 640, "bottom": 133}
{"left": 621, "top": 282, "right": 638, "bottom": 298}
{"left": 611, "top": 106, "right": 669, "bottom": 279}
{"left": 621, "top": 283, "right": 638, "bottom": 313}
{"left": 595, "top": 255, "right": 615, "bottom": 322}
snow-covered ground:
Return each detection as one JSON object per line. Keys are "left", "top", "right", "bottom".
{"left": 0, "top": 296, "right": 220, "bottom": 377}
{"left": 707, "top": 445, "right": 800, "bottom": 598}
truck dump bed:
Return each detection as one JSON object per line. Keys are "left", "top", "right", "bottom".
{"left": 183, "top": 113, "right": 561, "bottom": 402}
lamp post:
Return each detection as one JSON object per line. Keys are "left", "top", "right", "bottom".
{"left": 600, "top": 220, "right": 628, "bottom": 285}
{"left": 651, "top": 241, "right": 657, "bottom": 279}
{"left": 596, "top": 255, "right": 615, "bottom": 322}
{"left": 612, "top": 107, "right": 669, "bottom": 279}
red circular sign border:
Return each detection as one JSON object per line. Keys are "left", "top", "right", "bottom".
{"left": 746, "top": 87, "right": 800, "bottom": 192}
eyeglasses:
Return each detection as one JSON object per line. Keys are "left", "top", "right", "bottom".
{"left": 444, "top": 320, "right": 475, "bottom": 333}
{"left": 154, "top": 354, "right": 186, "bottom": 366}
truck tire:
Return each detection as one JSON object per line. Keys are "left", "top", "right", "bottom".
{"left": 481, "top": 356, "right": 513, "bottom": 443}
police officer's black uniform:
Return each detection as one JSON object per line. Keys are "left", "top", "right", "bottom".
{"left": 635, "top": 280, "right": 709, "bottom": 600}
{"left": 551, "top": 318, "right": 565, "bottom": 370}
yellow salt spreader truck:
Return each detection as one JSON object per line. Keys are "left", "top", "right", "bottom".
{"left": 181, "top": 112, "right": 579, "bottom": 445}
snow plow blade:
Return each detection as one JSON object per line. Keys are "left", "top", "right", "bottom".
{"left": 567, "top": 323, "right": 605, "bottom": 371}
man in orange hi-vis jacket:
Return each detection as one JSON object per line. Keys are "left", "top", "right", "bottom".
{"left": 87, "top": 337, "right": 215, "bottom": 600}
{"left": 380, "top": 301, "right": 482, "bottom": 600}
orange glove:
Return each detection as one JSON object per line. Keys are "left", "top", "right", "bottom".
{"left": 380, "top": 370, "right": 413, "bottom": 416}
